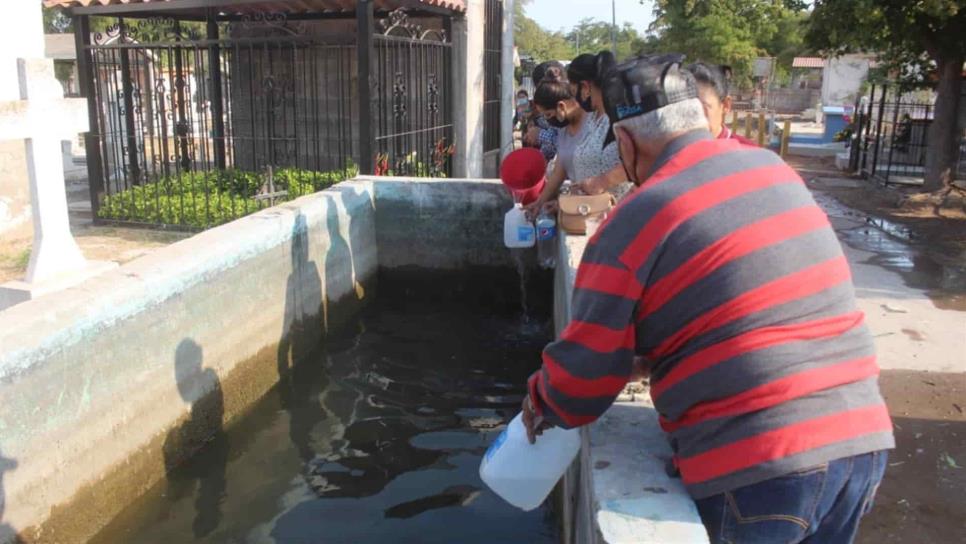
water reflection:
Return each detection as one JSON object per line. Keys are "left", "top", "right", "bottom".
{"left": 89, "top": 271, "right": 557, "bottom": 544}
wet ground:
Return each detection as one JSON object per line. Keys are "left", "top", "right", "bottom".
{"left": 807, "top": 180, "right": 966, "bottom": 543}
{"left": 90, "top": 270, "right": 559, "bottom": 544}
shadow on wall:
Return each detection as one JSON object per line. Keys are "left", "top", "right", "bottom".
{"left": 162, "top": 339, "right": 229, "bottom": 538}
{"left": 277, "top": 212, "right": 326, "bottom": 465}
{"left": 0, "top": 447, "right": 19, "bottom": 544}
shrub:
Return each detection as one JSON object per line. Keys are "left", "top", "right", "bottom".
{"left": 98, "top": 162, "right": 358, "bottom": 229}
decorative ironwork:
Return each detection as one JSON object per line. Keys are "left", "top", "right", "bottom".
{"left": 427, "top": 74, "right": 439, "bottom": 114}
{"left": 228, "top": 11, "right": 302, "bottom": 36}
{"left": 93, "top": 24, "right": 123, "bottom": 46}
{"left": 380, "top": 9, "right": 421, "bottom": 37}
{"left": 392, "top": 72, "right": 408, "bottom": 120}
{"left": 379, "top": 9, "right": 448, "bottom": 42}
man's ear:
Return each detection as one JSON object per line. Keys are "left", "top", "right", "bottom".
{"left": 722, "top": 95, "right": 734, "bottom": 114}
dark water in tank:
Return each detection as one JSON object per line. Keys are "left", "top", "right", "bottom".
{"left": 90, "top": 269, "right": 558, "bottom": 544}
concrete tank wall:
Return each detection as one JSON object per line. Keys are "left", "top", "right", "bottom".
{"left": 0, "top": 178, "right": 525, "bottom": 543}
{"left": 0, "top": 182, "right": 379, "bottom": 543}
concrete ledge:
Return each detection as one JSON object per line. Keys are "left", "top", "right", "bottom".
{"left": 0, "top": 182, "right": 379, "bottom": 542}
{"left": 553, "top": 231, "right": 709, "bottom": 544}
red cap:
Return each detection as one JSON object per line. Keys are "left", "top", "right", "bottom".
{"left": 500, "top": 148, "right": 547, "bottom": 205}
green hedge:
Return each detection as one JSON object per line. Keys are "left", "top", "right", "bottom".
{"left": 98, "top": 163, "right": 358, "bottom": 229}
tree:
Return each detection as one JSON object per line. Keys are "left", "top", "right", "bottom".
{"left": 566, "top": 19, "right": 647, "bottom": 60}
{"left": 807, "top": 1, "right": 966, "bottom": 192}
{"left": 514, "top": 0, "right": 574, "bottom": 64}
{"left": 644, "top": 1, "right": 810, "bottom": 88}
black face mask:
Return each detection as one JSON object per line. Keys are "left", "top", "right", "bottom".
{"left": 577, "top": 87, "right": 594, "bottom": 113}
{"left": 547, "top": 115, "right": 569, "bottom": 128}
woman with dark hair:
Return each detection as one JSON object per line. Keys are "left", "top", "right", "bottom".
{"left": 525, "top": 68, "right": 587, "bottom": 209}
{"left": 524, "top": 61, "right": 567, "bottom": 161}
{"left": 688, "top": 62, "right": 756, "bottom": 145}
{"left": 526, "top": 51, "right": 630, "bottom": 213}
{"left": 563, "top": 51, "right": 631, "bottom": 199}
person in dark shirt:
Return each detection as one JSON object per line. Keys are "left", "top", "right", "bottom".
{"left": 523, "top": 54, "right": 893, "bottom": 544}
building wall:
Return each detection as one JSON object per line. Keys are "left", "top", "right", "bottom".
{"left": 0, "top": 1, "right": 45, "bottom": 241}
{"left": 822, "top": 54, "right": 873, "bottom": 108}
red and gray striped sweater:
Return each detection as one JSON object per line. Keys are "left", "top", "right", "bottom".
{"left": 528, "top": 129, "right": 894, "bottom": 499}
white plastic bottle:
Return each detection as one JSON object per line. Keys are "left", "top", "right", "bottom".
{"left": 479, "top": 413, "right": 581, "bottom": 511}
{"left": 504, "top": 203, "right": 536, "bottom": 248}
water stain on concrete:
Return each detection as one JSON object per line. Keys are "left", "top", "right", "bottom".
{"left": 816, "top": 191, "right": 966, "bottom": 307}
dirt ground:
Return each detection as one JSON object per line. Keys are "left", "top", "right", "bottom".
{"left": 0, "top": 221, "right": 189, "bottom": 284}
{"left": 858, "top": 370, "right": 966, "bottom": 543}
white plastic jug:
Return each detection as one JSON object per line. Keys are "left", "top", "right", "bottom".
{"left": 504, "top": 204, "right": 536, "bottom": 248}
{"left": 479, "top": 412, "right": 581, "bottom": 511}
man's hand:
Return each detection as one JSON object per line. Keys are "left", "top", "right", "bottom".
{"left": 521, "top": 395, "right": 551, "bottom": 444}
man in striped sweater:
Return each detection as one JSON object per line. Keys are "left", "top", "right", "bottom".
{"left": 521, "top": 54, "right": 894, "bottom": 544}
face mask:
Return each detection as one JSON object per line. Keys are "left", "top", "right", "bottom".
{"left": 517, "top": 98, "right": 529, "bottom": 106}
{"left": 547, "top": 115, "right": 569, "bottom": 128}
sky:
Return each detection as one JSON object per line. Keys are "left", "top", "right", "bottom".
{"left": 523, "top": 0, "right": 655, "bottom": 33}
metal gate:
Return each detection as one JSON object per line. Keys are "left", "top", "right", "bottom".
{"left": 83, "top": 9, "right": 455, "bottom": 230}
{"left": 482, "top": 0, "right": 502, "bottom": 154}
{"left": 372, "top": 11, "right": 454, "bottom": 177}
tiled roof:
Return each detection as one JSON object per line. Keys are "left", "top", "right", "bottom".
{"left": 43, "top": 0, "right": 466, "bottom": 14}
{"left": 792, "top": 57, "right": 825, "bottom": 68}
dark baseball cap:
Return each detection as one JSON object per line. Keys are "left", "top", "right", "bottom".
{"left": 601, "top": 53, "right": 698, "bottom": 148}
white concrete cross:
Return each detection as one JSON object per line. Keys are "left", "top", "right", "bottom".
{"left": 0, "top": 58, "right": 114, "bottom": 309}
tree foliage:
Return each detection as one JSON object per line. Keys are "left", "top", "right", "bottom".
{"left": 566, "top": 18, "right": 647, "bottom": 61}
{"left": 806, "top": 0, "right": 966, "bottom": 191}
{"left": 646, "top": 0, "right": 809, "bottom": 86}
{"left": 514, "top": 0, "right": 574, "bottom": 64}
{"left": 514, "top": 0, "right": 648, "bottom": 66}
{"left": 806, "top": 0, "right": 966, "bottom": 89}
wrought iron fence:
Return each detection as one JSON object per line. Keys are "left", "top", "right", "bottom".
{"left": 82, "top": 9, "right": 455, "bottom": 230}
{"left": 482, "top": 0, "right": 502, "bottom": 154}
{"left": 372, "top": 11, "right": 454, "bottom": 177}
{"left": 852, "top": 83, "right": 964, "bottom": 185}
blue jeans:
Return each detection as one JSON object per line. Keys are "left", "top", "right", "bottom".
{"left": 695, "top": 451, "right": 888, "bottom": 544}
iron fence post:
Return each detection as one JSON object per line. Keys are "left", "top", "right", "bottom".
{"left": 118, "top": 19, "right": 141, "bottom": 185}
{"left": 884, "top": 87, "right": 901, "bottom": 184}
{"left": 172, "top": 20, "right": 191, "bottom": 173}
{"left": 444, "top": 14, "right": 455, "bottom": 176}
{"left": 207, "top": 15, "right": 226, "bottom": 170}
{"left": 849, "top": 93, "right": 861, "bottom": 172}
{"left": 357, "top": 0, "right": 376, "bottom": 174}
{"left": 860, "top": 83, "right": 876, "bottom": 175}
{"left": 871, "top": 84, "right": 887, "bottom": 181}
{"left": 74, "top": 15, "right": 106, "bottom": 219}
